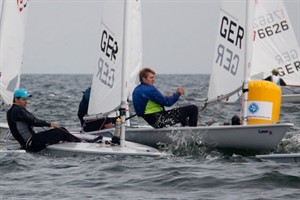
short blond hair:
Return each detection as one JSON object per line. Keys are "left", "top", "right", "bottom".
{"left": 139, "top": 68, "right": 155, "bottom": 83}
{"left": 272, "top": 68, "right": 279, "bottom": 75}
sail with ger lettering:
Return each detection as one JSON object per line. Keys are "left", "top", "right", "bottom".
{"left": 251, "top": 0, "right": 300, "bottom": 86}
{"left": 88, "top": 2, "right": 124, "bottom": 116}
{"left": 208, "top": 1, "right": 254, "bottom": 103}
{"left": 88, "top": 0, "right": 142, "bottom": 116}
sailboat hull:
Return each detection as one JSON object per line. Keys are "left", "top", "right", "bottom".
{"left": 0, "top": 126, "right": 166, "bottom": 157}
{"left": 281, "top": 94, "right": 300, "bottom": 103}
{"left": 125, "top": 123, "right": 293, "bottom": 151}
{"left": 256, "top": 153, "right": 300, "bottom": 163}
{"left": 43, "top": 140, "right": 167, "bottom": 157}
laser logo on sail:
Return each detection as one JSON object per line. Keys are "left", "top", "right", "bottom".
{"left": 17, "top": 0, "right": 28, "bottom": 12}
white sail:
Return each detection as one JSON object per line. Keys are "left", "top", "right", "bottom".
{"left": 88, "top": 1, "right": 124, "bottom": 115}
{"left": 208, "top": 1, "right": 251, "bottom": 102}
{"left": 251, "top": 0, "right": 300, "bottom": 86}
{"left": 88, "top": 0, "right": 142, "bottom": 116}
{"left": 0, "top": 0, "right": 29, "bottom": 105}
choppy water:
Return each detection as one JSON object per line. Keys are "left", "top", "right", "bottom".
{"left": 1, "top": 74, "right": 300, "bottom": 200}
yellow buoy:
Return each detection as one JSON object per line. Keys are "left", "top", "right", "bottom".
{"left": 247, "top": 80, "right": 281, "bottom": 124}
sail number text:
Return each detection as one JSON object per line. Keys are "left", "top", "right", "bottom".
{"left": 276, "top": 49, "right": 300, "bottom": 76}
{"left": 255, "top": 21, "right": 289, "bottom": 39}
{"left": 254, "top": 9, "right": 289, "bottom": 39}
{"left": 215, "top": 16, "right": 244, "bottom": 76}
{"left": 254, "top": 9, "right": 285, "bottom": 27}
{"left": 96, "top": 30, "right": 119, "bottom": 88}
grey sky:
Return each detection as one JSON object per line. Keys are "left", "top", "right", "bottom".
{"left": 22, "top": 0, "right": 299, "bottom": 74}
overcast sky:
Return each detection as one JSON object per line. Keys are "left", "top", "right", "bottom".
{"left": 22, "top": 0, "right": 300, "bottom": 74}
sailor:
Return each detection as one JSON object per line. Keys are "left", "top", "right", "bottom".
{"left": 7, "top": 88, "right": 83, "bottom": 152}
{"left": 77, "top": 87, "right": 114, "bottom": 132}
{"left": 264, "top": 68, "right": 287, "bottom": 86}
{"left": 132, "top": 67, "right": 198, "bottom": 128}
{"left": 231, "top": 115, "right": 241, "bottom": 125}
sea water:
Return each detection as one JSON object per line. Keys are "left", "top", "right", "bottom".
{"left": 0, "top": 74, "right": 299, "bottom": 200}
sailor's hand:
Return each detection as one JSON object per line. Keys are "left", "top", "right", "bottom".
{"left": 165, "top": 92, "right": 171, "bottom": 97}
{"left": 176, "top": 87, "right": 185, "bottom": 96}
{"left": 50, "top": 122, "right": 59, "bottom": 128}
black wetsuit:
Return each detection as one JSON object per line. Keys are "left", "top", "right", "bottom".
{"left": 264, "top": 76, "right": 287, "bottom": 86}
{"left": 7, "top": 104, "right": 81, "bottom": 152}
{"left": 77, "top": 87, "right": 113, "bottom": 132}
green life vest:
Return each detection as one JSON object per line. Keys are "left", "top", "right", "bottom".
{"left": 144, "top": 100, "right": 163, "bottom": 115}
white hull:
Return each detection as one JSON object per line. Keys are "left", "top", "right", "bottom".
{"left": 0, "top": 127, "right": 165, "bottom": 157}
{"left": 43, "top": 139, "right": 167, "bottom": 157}
{"left": 281, "top": 94, "right": 300, "bottom": 103}
{"left": 256, "top": 153, "right": 300, "bottom": 163}
{"left": 0, "top": 149, "right": 26, "bottom": 154}
{"left": 125, "top": 123, "right": 293, "bottom": 152}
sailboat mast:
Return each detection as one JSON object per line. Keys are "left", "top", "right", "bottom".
{"left": 120, "top": 0, "right": 131, "bottom": 147}
{"left": 0, "top": 0, "right": 3, "bottom": 38}
{"left": 0, "top": 0, "right": 5, "bottom": 104}
{"left": 242, "top": 0, "right": 255, "bottom": 125}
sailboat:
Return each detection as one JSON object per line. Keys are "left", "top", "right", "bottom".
{"left": 44, "top": 0, "right": 165, "bottom": 157}
{"left": 251, "top": 0, "right": 300, "bottom": 103}
{"left": 0, "top": 0, "right": 29, "bottom": 139}
{"left": 125, "top": 0, "right": 293, "bottom": 152}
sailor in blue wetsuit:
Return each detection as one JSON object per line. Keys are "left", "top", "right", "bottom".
{"left": 7, "top": 88, "right": 82, "bottom": 152}
{"left": 264, "top": 68, "right": 287, "bottom": 86}
{"left": 132, "top": 68, "right": 198, "bottom": 128}
{"left": 77, "top": 87, "right": 114, "bottom": 132}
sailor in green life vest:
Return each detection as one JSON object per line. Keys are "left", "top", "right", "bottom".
{"left": 264, "top": 68, "right": 287, "bottom": 86}
{"left": 132, "top": 67, "right": 198, "bottom": 128}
